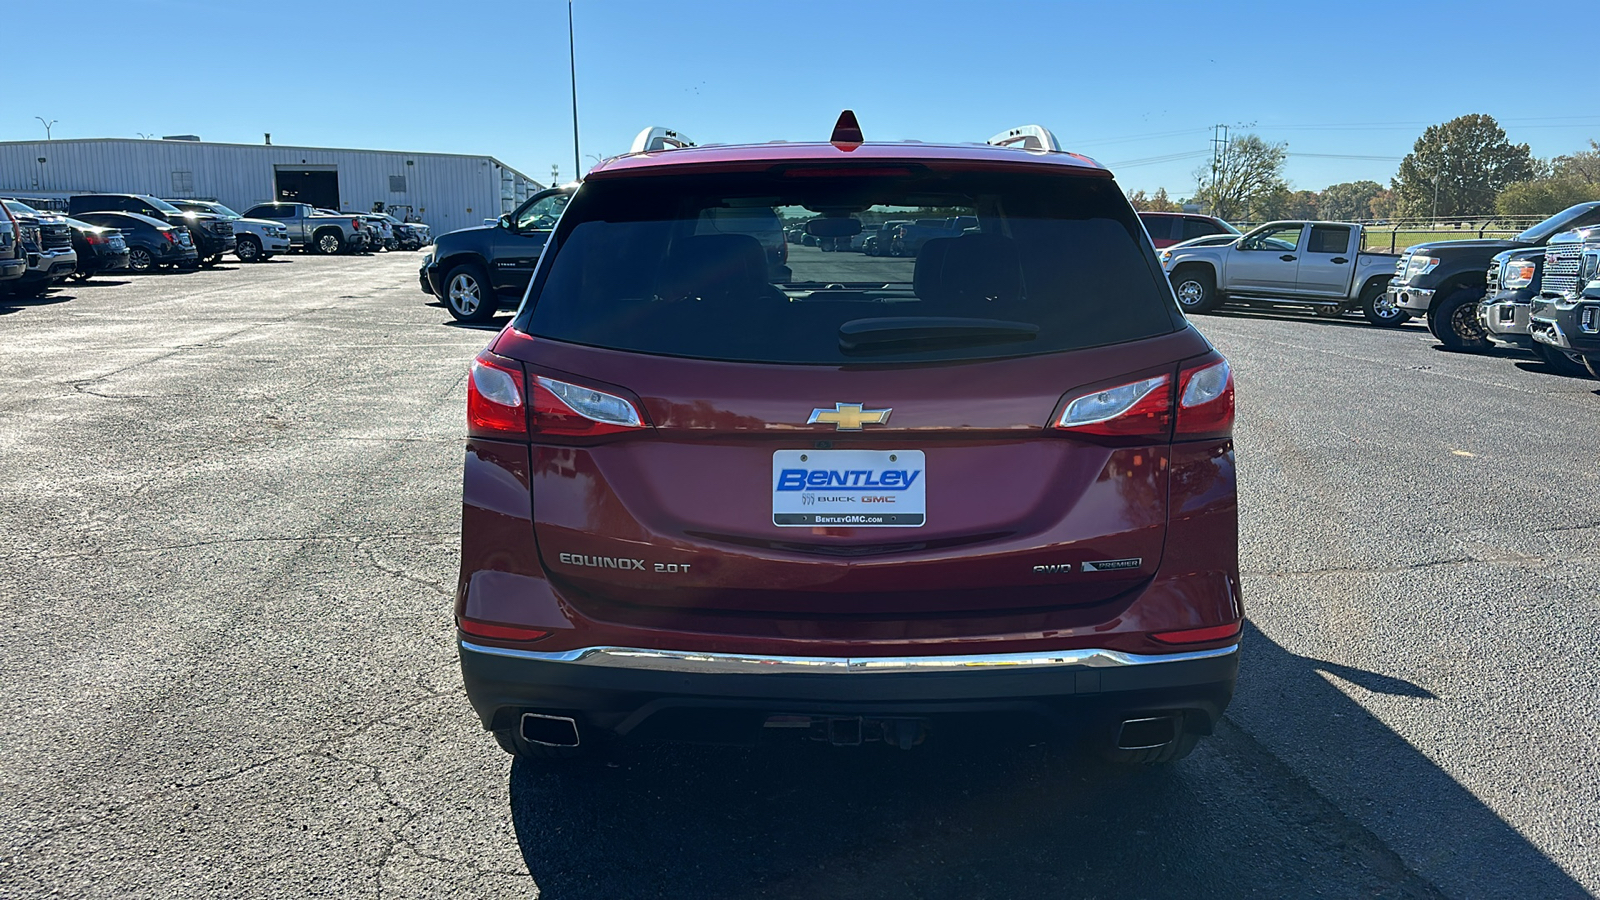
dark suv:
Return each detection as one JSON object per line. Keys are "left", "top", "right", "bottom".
{"left": 420, "top": 186, "right": 574, "bottom": 323}
{"left": 456, "top": 117, "right": 1241, "bottom": 764}
{"left": 67, "top": 194, "right": 234, "bottom": 266}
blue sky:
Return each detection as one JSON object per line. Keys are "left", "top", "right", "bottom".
{"left": 9, "top": 0, "right": 1598, "bottom": 195}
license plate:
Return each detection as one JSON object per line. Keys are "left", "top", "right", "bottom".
{"left": 772, "top": 449, "right": 925, "bottom": 527}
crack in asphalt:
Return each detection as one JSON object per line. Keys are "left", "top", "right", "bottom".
{"left": 66, "top": 306, "right": 336, "bottom": 397}
{"left": 5, "top": 531, "right": 454, "bottom": 561}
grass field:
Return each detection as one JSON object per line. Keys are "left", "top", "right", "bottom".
{"left": 1361, "top": 228, "right": 1522, "bottom": 253}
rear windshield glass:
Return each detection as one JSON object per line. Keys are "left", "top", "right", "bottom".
{"left": 517, "top": 169, "right": 1180, "bottom": 364}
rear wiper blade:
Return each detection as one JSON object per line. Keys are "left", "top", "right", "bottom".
{"left": 839, "top": 317, "right": 1041, "bottom": 354}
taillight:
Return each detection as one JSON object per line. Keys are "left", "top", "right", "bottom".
{"left": 84, "top": 231, "right": 105, "bottom": 245}
{"left": 1055, "top": 374, "right": 1173, "bottom": 439}
{"left": 466, "top": 350, "right": 528, "bottom": 439}
{"left": 530, "top": 375, "right": 646, "bottom": 437}
{"left": 162, "top": 230, "right": 177, "bottom": 243}
{"left": 351, "top": 218, "right": 361, "bottom": 231}
{"left": 1174, "top": 356, "right": 1234, "bottom": 440}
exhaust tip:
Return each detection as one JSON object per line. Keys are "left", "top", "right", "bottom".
{"left": 1116, "top": 715, "right": 1178, "bottom": 751}
{"left": 520, "top": 712, "right": 581, "bottom": 748}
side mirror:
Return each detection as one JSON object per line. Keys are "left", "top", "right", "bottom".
{"left": 497, "top": 214, "right": 513, "bottom": 230}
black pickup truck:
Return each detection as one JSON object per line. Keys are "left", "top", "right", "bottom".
{"left": 419, "top": 185, "right": 572, "bottom": 323}
{"left": 1388, "top": 201, "right": 1600, "bottom": 350}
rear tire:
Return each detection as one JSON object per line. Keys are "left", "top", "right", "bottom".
{"left": 314, "top": 229, "right": 344, "bottom": 255}
{"left": 127, "top": 247, "right": 155, "bottom": 273}
{"left": 1536, "top": 343, "right": 1594, "bottom": 378}
{"left": 444, "top": 263, "right": 496, "bottom": 323}
{"left": 1428, "top": 288, "right": 1489, "bottom": 352}
{"left": 1170, "top": 266, "right": 1221, "bottom": 314}
{"left": 1361, "top": 281, "right": 1410, "bottom": 326}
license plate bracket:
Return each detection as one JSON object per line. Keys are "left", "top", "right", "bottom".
{"left": 772, "top": 449, "right": 926, "bottom": 527}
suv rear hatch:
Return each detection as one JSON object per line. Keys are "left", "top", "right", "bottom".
{"left": 493, "top": 163, "right": 1209, "bottom": 619}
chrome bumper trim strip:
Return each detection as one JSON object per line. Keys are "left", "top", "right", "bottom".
{"left": 459, "top": 641, "right": 1240, "bottom": 674}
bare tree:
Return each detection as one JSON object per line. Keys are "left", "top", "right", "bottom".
{"left": 1192, "top": 134, "right": 1288, "bottom": 220}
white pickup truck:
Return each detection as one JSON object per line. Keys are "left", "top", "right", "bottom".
{"left": 1160, "top": 220, "right": 1405, "bottom": 325}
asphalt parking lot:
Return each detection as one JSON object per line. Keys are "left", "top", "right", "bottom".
{"left": 1, "top": 253, "right": 1596, "bottom": 899}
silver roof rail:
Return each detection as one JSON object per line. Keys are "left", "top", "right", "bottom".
{"left": 986, "top": 124, "right": 1061, "bottom": 153}
{"left": 629, "top": 126, "right": 697, "bottom": 154}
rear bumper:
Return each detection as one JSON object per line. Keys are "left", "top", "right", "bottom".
{"left": 459, "top": 638, "right": 1239, "bottom": 739}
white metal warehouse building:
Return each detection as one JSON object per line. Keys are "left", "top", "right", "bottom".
{"left": 0, "top": 137, "right": 542, "bottom": 236}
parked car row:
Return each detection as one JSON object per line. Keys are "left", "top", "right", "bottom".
{"left": 1152, "top": 202, "right": 1600, "bottom": 379}
{"left": 0, "top": 193, "right": 432, "bottom": 299}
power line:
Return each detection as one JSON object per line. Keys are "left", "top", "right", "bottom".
{"left": 1105, "top": 150, "right": 1210, "bottom": 168}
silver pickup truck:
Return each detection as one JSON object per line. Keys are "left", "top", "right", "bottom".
{"left": 239, "top": 202, "right": 370, "bottom": 255}
{"left": 1160, "top": 221, "right": 1405, "bottom": 325}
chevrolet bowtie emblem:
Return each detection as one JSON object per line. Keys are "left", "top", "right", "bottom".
{"left": 807, "top": 403, "right": 892, "bottom": 431}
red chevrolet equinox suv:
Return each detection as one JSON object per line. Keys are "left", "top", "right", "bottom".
{"left": 457, "top": 118, "right": 1241, "bottom": 764}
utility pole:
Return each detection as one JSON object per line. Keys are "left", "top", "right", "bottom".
{"left": 1209, "top": 124, "right": 1229, "bottom": 214}
{"left": 35, "top": 117, "right": 57, "bottom": 140}
{"left": 568, "top": 0, "right": 580, "bottom": 181}
{"left": 551, "top": 164, "right": 560, "bottom": 187}
{"left": 1432, "top": 152, "right": 1447, "bottom": 221}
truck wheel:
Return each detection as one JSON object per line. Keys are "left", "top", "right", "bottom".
{"left": 1428, "top": 288, "right": 1489, "bottom": 352}
{"left": 1361, "top": 281, "right": 1410, "bottom": 326}
{"left": 315, "top": 230, "right": 344, "bottom": 255}
{"left": 235, "top": 236, "right": 262, "bottom": 262}
{"left": 1535, "top": 343, "right": 1594, "bottom": 379}
{"left": 444, "top": 263, "right": 496, "bottom": 324}
{"left": 1170, "top": 266, "right": 1220, "bottom": 314}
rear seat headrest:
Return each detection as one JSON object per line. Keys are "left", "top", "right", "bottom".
{"left": 657, "top": 233, "right": 768, "bottom": 302}
{"left": 913, "top": 234, "right": 1023, "bottom": 306}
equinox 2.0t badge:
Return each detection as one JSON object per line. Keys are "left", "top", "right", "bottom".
{"left": 807, "top": 403, "right": 891, "bottom": 431}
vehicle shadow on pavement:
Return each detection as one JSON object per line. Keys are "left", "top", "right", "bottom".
{"left": 0, "top": 293, "right": 75, "bottom": 314}
{"left": 71, "top": 279, "right": 133, "bottom": 288}
{"left": 504, "top": 623, "right": 1584, "bottom": 898}
{"left": 1228, "top": 621, "right": 1586, "bottom": 898}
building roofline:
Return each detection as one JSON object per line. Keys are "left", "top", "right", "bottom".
{"left": 0, "top": 137, "right": 537, "bottom": 183}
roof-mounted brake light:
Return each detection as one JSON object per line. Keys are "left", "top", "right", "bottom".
{"left": 986, "top": 124, "right": 1062, "bottom": 153}
{"left": 830, "top": 110, "right": 864, "bottom": 150}
{"left": 629, "top": 127, "right": 697, "bottom": 154}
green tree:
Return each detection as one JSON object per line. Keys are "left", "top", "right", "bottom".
{"left": 1392, "top": 114, "right": 1536, "bottom": 218}
{"left": 1368, "top": 188, "right": 1398, "bottom": 220}
{"left": 1126, "top": 187, "right": 1180, "bottom": 212}
{"left": 1192, "top": 134, "right": 1288, "bottom": 221}
{"left": 1494, "top": 177, "right": 1600, "bottom": 217}
{"left": 1318, "top": 181, "right": 1384, "bottom": 220}
{"left": 1553, "top": 139, "right": 1600, "bottom": 185}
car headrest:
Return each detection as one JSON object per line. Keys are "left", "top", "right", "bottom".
{"left": 913, "top": 234, "right": 1023, "bottom": 306}
{"left": 657, "top": 233, "right": 769, "bottom": 302}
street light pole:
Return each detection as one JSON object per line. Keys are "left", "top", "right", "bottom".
{"left": 568, "top": 0, "right": 580, "bottom": 181}
{"left": 35, "top": 117, "right": 57, "bottom": 140}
